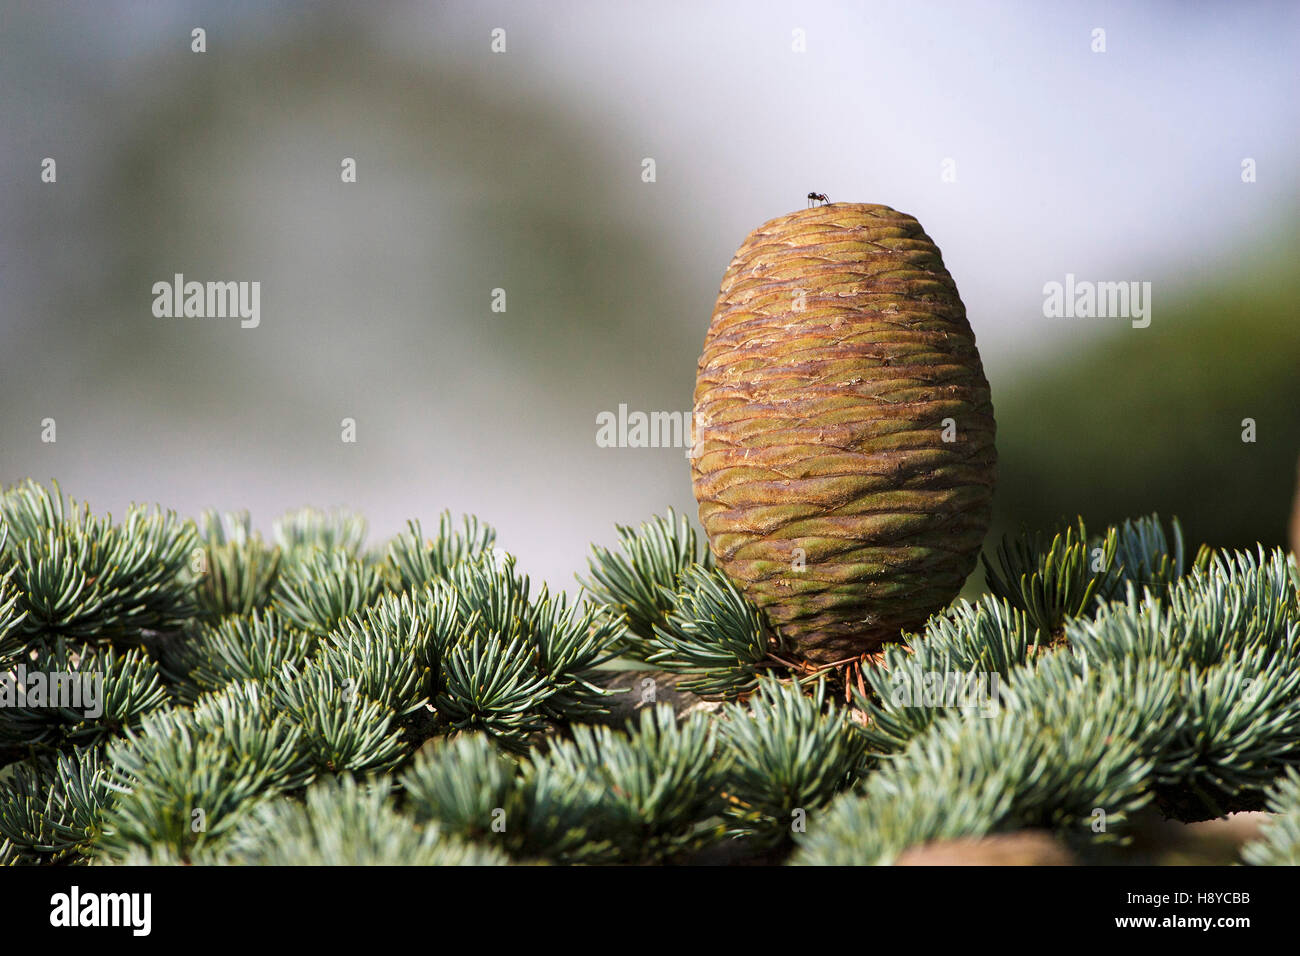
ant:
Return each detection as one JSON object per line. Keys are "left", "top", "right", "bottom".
{"left": 806, "top": 192, "right": 830, "bottom": 207}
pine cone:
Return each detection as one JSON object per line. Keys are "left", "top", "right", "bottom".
{"left": 895, "top": 831, "right": 1075, "bottom": 866}
{"left": 691, "top": 203, "right": 996, "bottom": 663}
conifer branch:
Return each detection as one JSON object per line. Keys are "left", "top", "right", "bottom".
{"left": 581, "top": 509, "right": 713, "bottom": 657}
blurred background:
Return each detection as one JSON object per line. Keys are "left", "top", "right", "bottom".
{"left": 2, "top": 0, "right": 1298, "bottom": 595}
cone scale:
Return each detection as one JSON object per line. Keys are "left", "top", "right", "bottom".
{"left": 691, "top": 203, "right": 996, "bottom": 663}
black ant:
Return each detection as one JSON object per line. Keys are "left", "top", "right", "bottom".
{"left": 806, "top": 192, "right": 830, "bottom": 207}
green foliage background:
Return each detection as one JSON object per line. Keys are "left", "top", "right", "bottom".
{"left": 992, "top": 231, "right": 1300, "bottom": 555}
{"left": 3, "top": 482, "right": 1300, "bottom": 866}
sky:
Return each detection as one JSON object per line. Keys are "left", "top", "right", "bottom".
{"left": 2, "top": 0, "right": 1297, "bottom": 592}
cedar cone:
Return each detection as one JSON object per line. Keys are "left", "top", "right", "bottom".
{"left": 691, "top": 203, "right": 996, "bottom": 664}
{"left": 895, "top": 831, "right": 1075, "bottom": 866}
